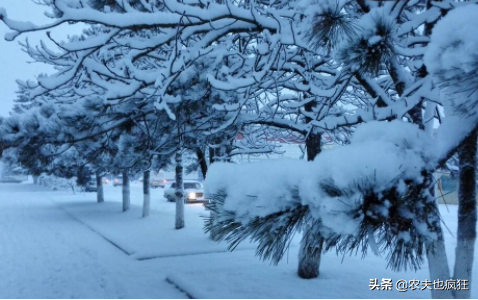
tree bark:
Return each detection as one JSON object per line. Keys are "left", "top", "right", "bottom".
{"left": 196, "top": 147, "right": 208, "bottom": 179}
{"left": 426, "top": 165, "right": 453, "bottom": 299}
{"left": 298, "top": 224, "right": 324, "bottom": 279}
{"left": 454, "top": 130, "right": 477, "bottom": 299}
{"left": 33, "top": 175, "right": 39, "bottom": 185}
{"left": 143, "top": 170, "right": 151, "bottom": 218}
{"left": 306, "top": 131, "right": 321, "bottom": 162}
{"left": 96, "top": 172, "right": 104, "bottom": 203}
{"left": 223, "top": 140, "right": 233, "bottom": 163}
{"left": 427, "top": 232, "right": 454, "bottom": 299}
{"left": 122, "top": 171, "right": 130, "bottom": 212}
{"left": 208, "top": 147, "right": 215, "bottom": 165}
{"left": 175, "top": 151, "right": 185, "bottom": 229}
{"left": 207, "top": 144, "right": 220, "bottom": 239}
{"left": 297, "top": 128, "right": 323, "bottom": 279}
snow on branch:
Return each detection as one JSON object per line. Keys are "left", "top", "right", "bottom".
{"left": 425, "top": 3, "right": 478, "bottom": 164}
{"left": 205, "top": 121, "right": 440, "bottom": 271}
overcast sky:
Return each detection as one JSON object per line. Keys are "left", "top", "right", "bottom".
{"left": 0, "top": 0, "right": 82, "bottom": 117}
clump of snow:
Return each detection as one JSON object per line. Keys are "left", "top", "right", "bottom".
{"left": 299, "top": 121, "right": 430, "bottom": 234}
{"left": 368, "top": 35, "right": 382, "bottom": 46}
{"left": 351, "top": 120, "right": 436, "bottom": 165}
{"left": 206, "top": 159, "right": 308, "bottom": 221}
{"left": 425, "top": 4, "right": 478, "bottom": 161}
{"left": 206, "top": 121, "right": 432, "bottom": 237}
{"left": 424, "top": 4, "right": 478, "bottom": 76}
{"left": 256, "top": 43, "right": 269, "bottom": 55}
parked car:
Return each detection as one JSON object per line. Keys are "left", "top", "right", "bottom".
{"left": 85, "top": 179, "right": 98, "bottom": 192}
{"left": 113, "top": 175, "right": 123, "bottom": 187}
{"left": 151, "top": 178, "right": 174, "bottom": 189}
{"left": 102, "top": 178, "right": 109, "bottom": 185}
{"left": 164, "top": 181, "right": 205, "bottom": 203}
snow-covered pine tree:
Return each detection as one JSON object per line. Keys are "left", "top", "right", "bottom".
{"left": 295, "top": 0, "right": 456, "bottom": 287}
{"left": 4, "top": 1, "right": 478, "bottom": 292}
{"left": 425, "top": 5, "right": 478, "bottom": 297}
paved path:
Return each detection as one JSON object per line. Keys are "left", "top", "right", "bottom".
{"left": 0, "top": 183, "right": 186, "bottom": 298}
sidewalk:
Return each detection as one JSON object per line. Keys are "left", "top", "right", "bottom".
{"left": 49, "top": 185, "right": 256, "bottom": 260}
{"left": 0, "top": 183, "right": 186, "bottom": 298}
{"left": 6, "top": 182, "right": 477, "bottom": 298}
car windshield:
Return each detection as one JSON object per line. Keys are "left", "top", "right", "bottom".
{"left": 170, "top": 182, "right": 200, "bottom": 189}
{"left": 185, "top": 183, "right": 201, "bottom": 189}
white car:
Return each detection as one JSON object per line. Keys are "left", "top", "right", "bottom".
{"left": 164, "top": 181, "right": 205, "bottom": 203}
{"left": 113, "top": 175, "right": 123, "bottom": 187}
{"left": 85, "top": 178, "right": 98, "bottom": 192}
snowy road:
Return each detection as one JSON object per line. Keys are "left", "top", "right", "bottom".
{"left": 0, "top": 183, "right": 185, "bottom": 298}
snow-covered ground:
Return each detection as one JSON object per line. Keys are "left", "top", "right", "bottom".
{"left": 0, "top": 182, "right": 476, "bottom": 298}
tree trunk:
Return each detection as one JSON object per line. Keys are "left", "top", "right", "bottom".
{"left": 454, "top": 130, "right": 477, "bottom": 299}
{"left": 297, "top": 129, "right": 323, "bottom": 279}
{"left": 208, "top": 138, "right": 233, "bottom": 239}
{"left": 208, "top": 145, "right": 220, "bottom": 239}
{"left": 96, "top": 172, "right": 104, "bottom": 203}
{"left": 208, "top": 147, "right": 215, "bottom": 165}
{"left": 196, "top": 148, "right": 208, "bottom": 180}
{"left": 143, "top": 170, "right": 151, "bottom": 218}
{"left": 427, "top": 233, "right": 454, "bottom": 299}
{"left": 122, "top": 171, "right": 130, "bottom": 212}
{"left": 408, "top": 104, "right": 425, "bottom": 131}
{"left": 426, "top": 166, "right": 453, "bottom": 299}
{"left": 223, "top": 140, "right": 233, "bottom": 163}
{"left": 175, "top": 151, "right": 185, "bottom": 229}
{"left": 298, "top": 223, "right": 324, "bottom": 279}
{"left": 424, "top": 158, "right": 454, "bottom": 298}
{"left": 33, "top": 175, "right": 39, "bottom": 185}
{"left": 306, "top": 131, "right": 322, "bottom": 162}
